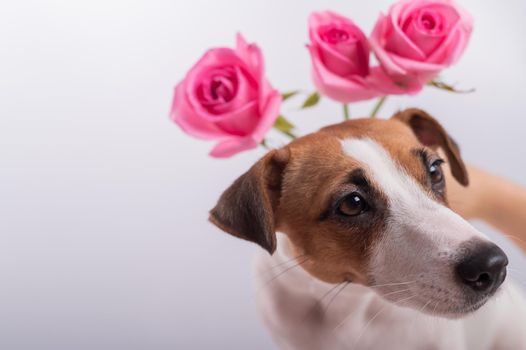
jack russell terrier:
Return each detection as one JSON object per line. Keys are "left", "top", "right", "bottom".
{"left": 209, "top": 109, "right": 526, "bottom": 349}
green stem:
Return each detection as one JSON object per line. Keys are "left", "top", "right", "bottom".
{"left": 427, "top": 80, "right": 475, "bottom": 94}
{"left": 281, "top": 130, "right": 297, "bottom": 139}
{"left": 370, "top": 96, "right": 387, "bottom": 118}
{"left": 343, "top": 104, "right": 350, "bottom": 120}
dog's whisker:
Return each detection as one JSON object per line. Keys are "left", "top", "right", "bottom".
{"left": 352, "top": 294, "right": 418, "bottom": 348}
{"left": 505, "top": 268, "right": 526, "bottom": 289}
{"left": 420, "top": 299, "right": 433, "bottom": 314}
{"left": 333, "top": 310, "right": 354, "bottom": 333}
{"left": 507, "top": 267, "right": 523, "bottom": 276}
{"left": 351, "top": 305, "right": 389, "bottom": 346}
{"left": 392, "top": 293, "right": 418, "bottom": 305}
{"left": 408, "top": 298, "right": 432, "bottom": 336}
{"left": 506, "top": 267, "right": 526, "bottom": 282}
{"left": 502, "top": 287, "right": 523, "bottom": 310}
{"left": 301, "top": 281, "right": 349, "bottom": 324}
{"left": 499, "top": 234, "right": 526, "bottom": 247}
{"left": 332, "top": 288, "right": 413, "bottom": 333}
{"left": 430, "top": 299, "right": 441, "bottom": 333}
{"left": 431, "top": 299, "right": 441, "bottom": 316}
{"left": 320, "top": 281, "right": 350, "bottom": 318}
{"left": 256, "top": 257, "right": 309, "bottom": 293}
{"left": 268, "top": 254, "right": 306, "bottom": 271}
{"left": 509, "top": 276, "right": 526, "bottom": 290}
{"left": 368, "top": 280, "right": 417, "bottom": 289}
{"left": 260, "top": 254, "right": 307, "bottom": 278}
{"left": 379, "top": 288, "right": 412, "bottom": 299}
{"left": 507, "top": 270, "right": 525, "bottom": 284}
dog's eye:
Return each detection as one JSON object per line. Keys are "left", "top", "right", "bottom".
{"left": 429, "top": 159, "right": 445, "bottom": 184}
{"left": 338, "top": 193, "right": 367, "bottom": 216}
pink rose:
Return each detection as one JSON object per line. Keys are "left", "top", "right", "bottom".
{"left": 171, "top": 34, "right": 281, "bottom": 158}
{"left": 307, "top": 11, "right": 380, "bottom": 103}
{"left": 370, "top": 0, "right": 473, "bottom": 90}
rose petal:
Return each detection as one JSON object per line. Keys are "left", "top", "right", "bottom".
{"left": 389, "top": 52, "right": 445, "bottom": 78}
{"left": 236, "top": 33, "right": 262, "bottom": 79}
{"left": 206, "top": 66, "right": 257, "bottom": 115}
{"left": 368, "top": 66, "right": 424, "bottom": 95}
{"left": 406, "top": 4, "right": 461, "bottom": 57}
{"left": 309, "top": 11, "right": 369, "bottom": 77}
{"left": 185, "top": 48, "right": 252, "bottom": 120}
{"left": 209, "top": 136, "right": 259, "bottom": 158}
{"left": 214, "top": 101, "right": 259, "bottom": 136}
{"left": 250, "top": 90, "right": 282, "bottom": 143}
{"left": 428, "top": 11, "right": 472, "bottom": 65}
{"left": 171, "top": 82, "right": 227, "bottom": 140}
{"left": 235, "top": 33, "right": 273, "bottom": 116}
{"left": 370, "top": 14, "right": 409, "bottom": 77}
{"left": 314, "top": 34, "right": 365, "bottom": 77}
{"left": 308, "top": 45, "right": 380, "bottom": 103}
{"left": 385, "top": 3, "right": 427, "bottom": 61}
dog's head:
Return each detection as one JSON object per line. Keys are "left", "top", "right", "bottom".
{"left": 210, "top": 109, "right": 508, "bottom": 318}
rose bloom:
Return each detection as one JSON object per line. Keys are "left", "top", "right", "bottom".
{"left": 307, "top": 11, "right": 381, "bottom": 103}
{"left": 171, "top": 34, "right": 281, "bottom": 157}
{"left": 370, "top": 0, "right": 473, "bottom": 90}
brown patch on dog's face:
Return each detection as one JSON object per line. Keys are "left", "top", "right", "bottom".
{"left": 275, "top": 132, "right": 385, "bottom": 284}
{"left": 275, "top": 118, "right": 447, "bottom": 284}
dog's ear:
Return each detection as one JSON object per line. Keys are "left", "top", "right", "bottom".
{"left": 393, "top": 108, "right": 469, "bottom": 186}
{"left": 209, "top": 148, "right": 290, "bottom": 254}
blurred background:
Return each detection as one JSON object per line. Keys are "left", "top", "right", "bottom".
{"left": 1, "top": 0, "right": 526, "bottom": 349}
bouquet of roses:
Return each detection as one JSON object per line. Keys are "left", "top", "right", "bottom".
{"left": 171, "top": 0, "right": 473, "bottom": 157}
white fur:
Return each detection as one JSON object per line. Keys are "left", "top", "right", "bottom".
{"left": 252, "top": 138, "right": 526, "bottom": 349}
{"left": 254, "top": 237, "right": 526, "bottom": 350}
{"left": 341, "top": 138, "right": 490, "bottom": 315}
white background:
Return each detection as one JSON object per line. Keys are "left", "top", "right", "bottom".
{"left": 1, "top": 0, "right": 526, "bottom": 349}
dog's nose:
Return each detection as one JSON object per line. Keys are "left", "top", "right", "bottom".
{"left": 456, "top": 243, "right": 508, "bottom": 293}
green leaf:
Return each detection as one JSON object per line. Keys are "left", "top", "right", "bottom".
{"left": 281, "top": 91, "right": 299, "bottom": 101}
{"left": 427, "top": 80, "right": 475, "bottom": 94}
{"left": 273, "top": 115, "right": 296, "bottom": 139}
{"left": 301, "top": 92, "right": 321, "bottom": 109}
{"left": 274, "top": 115, "right": 295, "bottom": 133}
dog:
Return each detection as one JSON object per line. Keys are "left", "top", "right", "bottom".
{"left": 209, "top": 109, "right": 526, "bottom": 349}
